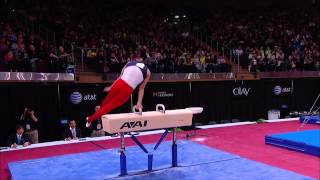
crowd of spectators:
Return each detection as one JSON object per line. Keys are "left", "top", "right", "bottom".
{"left": 0, "top": 20, "right": 74, "bottom": 73}
{"left": 1, "top": 1, "right": 319, "bottom": 73}
{"left": 1, "top": 1, "right": 232, "bottom": 74}
{"left": 46, "top": 2, "right": 230, "bottom": 73}
{"left": 205, "top": 10, "right": 320, "bottom": 72}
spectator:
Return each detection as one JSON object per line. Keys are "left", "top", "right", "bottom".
{"left": 49, "top": 46, "right": 72, "bottom": 72}
{"left": 19, "top": 107, "right": 39, "bottom": 144}
{"left": 63, "top": 119, "right": 82, "bottom": 141}
{"left": 3, "top": 50, "right": 16, "bottom": 71}
{"left": 8, "top": 125, "right": 30, "bottom": 148}
{"left": 90, "top": 105, "right": 105, "bottom": 137}
{"left": 28, "top": 44, "right": 38, "bottom": 72}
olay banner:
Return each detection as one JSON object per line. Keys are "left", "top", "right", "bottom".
{"left": 231, "top": 81, "right": 256, "bottom": 98}
{"left": 230, "top": 81, "right": 258, "bottom": 121}
{"left": 232, "top": 86, "right": 251, "bottom": 96}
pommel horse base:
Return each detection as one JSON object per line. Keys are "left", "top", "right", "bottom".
{"left": 102, "top": 104, "right": 203, "bottom": 176}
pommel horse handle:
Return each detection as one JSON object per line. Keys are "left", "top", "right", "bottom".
{"left": 156, "top": 104, "right": 166, "bottom": 113}
{"left": 187, "top": 107, "right": 203, "bottom": 114}
{"left": 132, "top": 105, "right": 142, "bottom": 115}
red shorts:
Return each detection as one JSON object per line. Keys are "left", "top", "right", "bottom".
{"left": 87, "top": 78, "right": 133, "bottom": 122}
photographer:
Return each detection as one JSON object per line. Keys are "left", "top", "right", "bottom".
{"left": 19, "top": 107, "right": 39, "bottom": 144}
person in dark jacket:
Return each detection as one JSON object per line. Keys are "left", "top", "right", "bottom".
{"left": 8, "top": 124, "right": 30, "bottom": 148}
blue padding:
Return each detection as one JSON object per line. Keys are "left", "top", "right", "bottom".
{"left": 300, "top": 115, "right": 320, "bottom": 124}
{"left": 266, "top": 130, "right": 320, "bottom": 156}
{"left": 120, "top": 158, "right": 312, "bottom": 180}
{"left": 130, "top": 135, "right": 149, "bottom": 154}
{"left": 9, "top": 141, "right": 238, "bottom": 180}
{"left": 9, "top": 140, "right": 312, "bottom": 180}
{"left": 153, "top": 130, "right": 168, "bottom": 151}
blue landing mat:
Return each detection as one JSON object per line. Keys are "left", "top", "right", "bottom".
{"left": 300, "top": 115, "right": 320, "bottom": 124}
{"left": 119, "top": 158, "right": 312, "bottom": 180}
{"left": 9, "top": 140, "right": 312, "bottom": 180}
{"left": 265, "top": 129, "right": 320, "bottom": 156}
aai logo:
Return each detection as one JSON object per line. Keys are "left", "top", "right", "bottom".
{"left": 70, "top": 92, "right": 82, "bottom": 104}
{"left": 120, "top": 120, "right": 148, "bottom": 129}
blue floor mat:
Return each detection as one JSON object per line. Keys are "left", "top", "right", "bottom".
{"left": 8, "top": 140, "right": 312, "bottom": 180}
{"left": 265, "top": 129, "right": 320, "bottom": 156}
{"left": 118, "top": 158, "right": 312, "bottom": 180}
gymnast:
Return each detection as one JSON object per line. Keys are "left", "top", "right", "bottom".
{"left": 86, "top": 57, "right": 151, "bottom": 127}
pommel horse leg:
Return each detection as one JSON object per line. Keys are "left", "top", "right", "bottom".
{"left": 102, "top": 105, "right": 203, "bottom": 176}
{"left": 119, "top": 133, "right": 127, "bottom": 176}
{"left": 172, "top": 127, "right": 178, "bottom": 167}
{"left": 130, "top": 129, "right": 170, "bottom": 171}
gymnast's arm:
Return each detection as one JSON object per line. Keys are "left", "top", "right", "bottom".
{"left": 135, "top": 69, "right": 151, "bottom": 109}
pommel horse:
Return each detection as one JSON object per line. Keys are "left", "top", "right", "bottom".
{"left": 102, "top": 104, "right": 203, "bottom": 176}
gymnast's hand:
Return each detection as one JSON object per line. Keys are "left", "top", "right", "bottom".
{"left": 135, "top": 103, "right": 143, "bottom": 110}
{"left": 103, "top": 86, "right": 111, "bottom": 92}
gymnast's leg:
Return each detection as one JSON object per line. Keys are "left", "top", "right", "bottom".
{"left": 86, "top": 79, "right": 133, "bottom": 124}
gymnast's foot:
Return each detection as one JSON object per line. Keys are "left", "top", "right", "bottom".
{"left": 85, "top": 117, "right": 91, "bottom": 128}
